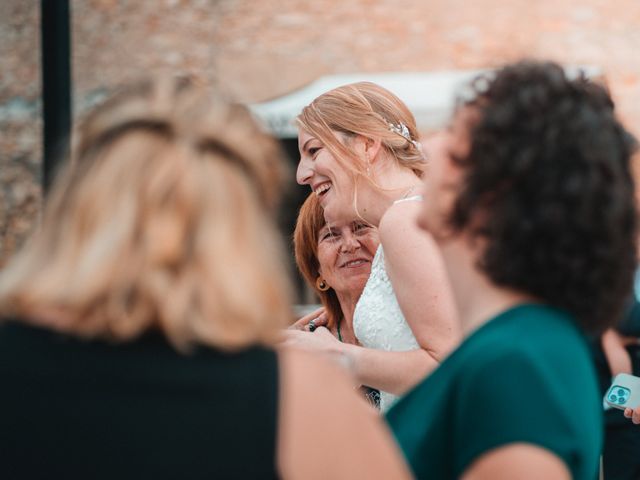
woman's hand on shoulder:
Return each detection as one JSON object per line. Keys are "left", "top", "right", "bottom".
{"left": 281, "top": 326, "right": 343, "bottom": 355}
{"left": 289, "top": 307, "right": 328, "bottom": 331}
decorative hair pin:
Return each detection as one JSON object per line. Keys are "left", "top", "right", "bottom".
{"left": 388, "top": 122, "right": 421, "bottom": 150}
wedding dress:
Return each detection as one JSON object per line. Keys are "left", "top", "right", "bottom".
{"left": 353, "top": 196, "right": 423, "bottom": 411}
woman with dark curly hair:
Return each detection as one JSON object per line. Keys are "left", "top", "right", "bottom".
{"left": 387, "top": 60, "right": 638, "bottom": 480}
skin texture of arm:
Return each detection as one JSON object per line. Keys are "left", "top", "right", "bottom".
{"left": 461, "top": 444, "right": 571, "bottom": 480}
{"left": 283, "top": 327, "right": 438, "bottom": 395}
{"left": 378, "top": 200, "right": 460, "bottom": 361}
{"left": 602, "top": 328, "right": 633, "bottom": 376}
{"left": 342, "top": 342, "right": 436, "bottom": 394}
{"left": 276, "top": 348, "right": 412, "bottom": 480}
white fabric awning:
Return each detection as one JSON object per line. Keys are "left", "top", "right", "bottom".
{"left": 250, "top": 66, "right": 601, "bottom": 139}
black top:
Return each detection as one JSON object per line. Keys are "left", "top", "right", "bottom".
{"left": 0, "top": 320, "right": 279, "bottom": 480}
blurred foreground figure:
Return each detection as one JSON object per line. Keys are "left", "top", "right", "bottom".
{"left": 0, "top": 78, "right": 410, "bottom": 480}
{"left": 387, "top": 61, "right": 638, "bottom": 480}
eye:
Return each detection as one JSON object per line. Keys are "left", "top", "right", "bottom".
{"left": 353, "top": 222, "right": 371, "bottom": 233}
{"left": 320, "top": 229, "right": 339, "bottom": 242}
{"left": 309, "top": 146, "right": 321, "bottom": 158}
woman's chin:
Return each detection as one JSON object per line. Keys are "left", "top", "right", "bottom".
{"left": 341, "top": 269, "right": 372, "bottom": 286}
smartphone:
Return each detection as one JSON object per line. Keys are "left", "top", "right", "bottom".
{"left": 605, "top": 373, "right": 640, "bottom": 410}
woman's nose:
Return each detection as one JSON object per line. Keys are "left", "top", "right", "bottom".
{"left": 296, "top": 158, "right": 313, "bottom": 185}
{"left": 340, "top": 234, "right": 360, "bottom": 253}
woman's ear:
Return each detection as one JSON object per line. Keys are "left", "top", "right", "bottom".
{"left": 365, "top": 136, "right": 383, "bottom": 162}
{"left": 353, "top": 135, "right": 382, "bottom": 163}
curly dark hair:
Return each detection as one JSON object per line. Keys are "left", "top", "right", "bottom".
{"left": 450, "top": 60, "right": 638, "bottom": 333}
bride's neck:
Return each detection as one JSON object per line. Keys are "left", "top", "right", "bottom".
{"left": 362, "top": 165, "right": 422, "bottom": 226}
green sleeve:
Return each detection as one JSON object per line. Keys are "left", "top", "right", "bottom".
{"left": 453, "top": 352, "right": 581, "bottom": 477}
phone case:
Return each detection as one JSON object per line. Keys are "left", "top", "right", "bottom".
{"left": 605, "top": 373, "right": 640, "bottom": 410}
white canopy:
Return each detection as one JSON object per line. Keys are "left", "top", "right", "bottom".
{"left": 250, "top": 66, "right": 602, "bottom": 139}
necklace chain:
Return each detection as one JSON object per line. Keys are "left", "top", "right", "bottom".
{"left": 401, "top": 185, "right": 417, "bottom": 200}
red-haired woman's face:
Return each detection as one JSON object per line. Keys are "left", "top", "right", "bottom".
{"left": 316, "top": 219, "right": 379, "bottom": 298}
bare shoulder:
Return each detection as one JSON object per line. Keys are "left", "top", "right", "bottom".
{"left": 278, "top": 348, "right": 354, "bottom": 397}
{"left": 461, "top": 444, "right": 571, "bottom": 480}
{"left": 277, "top": 348, "right": 411, "bottom": 479}
{"left": 378, "top": 200, "right": 424, "bottom": 247}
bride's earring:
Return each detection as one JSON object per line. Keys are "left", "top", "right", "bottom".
{"left": 365, "top": 153, "right": 371, "bottom": 177}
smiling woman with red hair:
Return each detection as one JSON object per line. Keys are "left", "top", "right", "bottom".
{"left": 291, "top": 193, "right": 382, "bottom": 406}
{"left": 293, "top": 193, "right": 378, "bottom": 343}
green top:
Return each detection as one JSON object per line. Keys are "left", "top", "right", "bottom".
{"left": 386, "top": 304, "right": 602, "bottom": 480}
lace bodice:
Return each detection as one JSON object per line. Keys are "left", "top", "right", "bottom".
{"left": 353, "top": 245, "right": 419, "bottom": 411}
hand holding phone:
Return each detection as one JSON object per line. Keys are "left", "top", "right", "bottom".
{"left": 605, "top": 373, "right": 640, "bottom": 410}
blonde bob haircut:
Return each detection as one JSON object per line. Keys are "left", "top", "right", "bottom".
{"left": 0, "top": 77, "right": 293, "bottom": 351}
{"left": 296, "top": 81, "right": 426, "bottom": 184}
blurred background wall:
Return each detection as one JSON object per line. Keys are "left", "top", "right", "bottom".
{"left": 2, "top": 0, "right": 640, "bottom": 268}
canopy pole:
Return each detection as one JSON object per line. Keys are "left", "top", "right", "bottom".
{"left": 41, "top": 0, "right": 72, "bottom": 194}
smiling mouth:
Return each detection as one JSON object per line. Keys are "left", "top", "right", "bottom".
{"left": 340, "top": 259, "right": 370, "bottom": 268}
{"left": 314, "top": 182, "right": 331, "bottom": 199}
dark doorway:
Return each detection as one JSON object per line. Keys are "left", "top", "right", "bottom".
{"left": 277, "top": 138, "right": 317, "bottom": 305}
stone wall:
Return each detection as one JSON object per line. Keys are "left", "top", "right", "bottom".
{"left": 2, "top": 0, "right": 640, "bottom": 264}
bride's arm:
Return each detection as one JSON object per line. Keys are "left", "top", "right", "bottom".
{"left": 343, "top": 343, "right": 437, "bottom": 395}
{"left": 379, "top": 201, "right": 460, "bottom": 362}
{"left": 283, "top": 327, "right": 439, "bottom": 395}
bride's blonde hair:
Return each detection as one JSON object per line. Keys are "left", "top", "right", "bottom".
{"left": 0, "top": 77, "right": 293, "bottom": 351}
{"left": 296, "top": 81, "right": 426, "bottom": 183}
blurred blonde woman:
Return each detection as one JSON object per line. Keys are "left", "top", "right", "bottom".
{"left": 0, "top": 78, "right": 410, "bottom": 480}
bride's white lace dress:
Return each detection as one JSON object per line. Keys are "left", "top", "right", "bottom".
{"left": 353, "top": 245, "right": 419, "bottom": 412}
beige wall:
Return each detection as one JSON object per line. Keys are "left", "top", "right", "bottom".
{"left": 2, "top": 0, "right": 640, "bottom": 263}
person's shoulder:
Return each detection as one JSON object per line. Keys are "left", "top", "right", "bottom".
{"left": 457, "top": 320, "right": 598, "bottom": 414}
{"left": 482, "top": 305, "right": 586, "bottom": 349}
{"left": 378, "top": 199, "right": 427, "bottom": 249}
{"left": 509, "top": 305, "right": 590, "bottom": 356}
{"left": 464, "top": 306, "right": 591, "bottom": 372}
{"left": 277, "top": 348, "right": 355, "bottom": 396}
{"left": 379, "top": 198, "right": 421, "bottom": 233}
{"left": 277, "top": 348, "right": 412, "bottom": 479}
